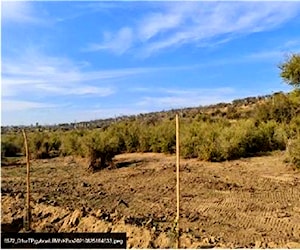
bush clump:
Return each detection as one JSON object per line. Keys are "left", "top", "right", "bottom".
{"left": 180, "top": 119, "right": 288, "bottom": 162}
{"left": 1, "top": 134, "right": 23, "bottom": 158}
{"left": 286, "top": 137, "right": 300, "bottom": 168}
{"left": 1, "top": 90, "right": 298, "bottom": 169}
{"left": 83, "top": 129, "right": 121, "bottom": 172}
{"left": 1, "top": 142, "right": 21, "bottom": 157}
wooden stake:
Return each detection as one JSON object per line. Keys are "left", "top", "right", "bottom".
{"left": 176, "top": 114, "right": 180, "bottom": 249}
{"left": 22, "top": 129, "right": 31, "bottom": 231}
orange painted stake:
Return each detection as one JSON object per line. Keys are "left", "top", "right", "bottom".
{"left": 176, "top": 114, "right": 180, "bottom": 248}
{"left": 22, "top": 129, "right": 31, "bottom": 231}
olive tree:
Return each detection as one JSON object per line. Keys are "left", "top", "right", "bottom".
{"left": 279, "top": 53, "right": 300, "bottom": 88}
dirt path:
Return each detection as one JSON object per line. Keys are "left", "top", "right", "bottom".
{"left": 1, "top": 152, "right": 300, "bottom": 248}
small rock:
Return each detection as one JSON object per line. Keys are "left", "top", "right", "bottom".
{"left": 189, "top": 212, "right": 199, "bottom": 222}
{"left": 37, "top": 197, "right": 47, "bottom": 203}
{"left": 104, "top": 214, "right": 111, "bottom": 221}
{"left": 194, "top": 233, "right": 201, "bottom": 239}
{"left": 217, "top": 243, "right": 226, "bottom": 248}
{"left": 268, "top": 242, "right": 277, "bottom": 248}
{"left": 248, "top": 242, "right": 255, "bottom": 248}
{"left": 255, "top": 240, "right": 262, "bottom": 248}
{"left": 69, "top": 210, "right": 82, "bottom": 226}
{"left": 16, "top": 193, "right": 24, "bottom": 199}
{"left": 80, "top": 207, "right": 88, "bottom": 216}
{"left": 286, "top": 242, "right": 300, "bottom": 248}
{"left": 145, "top": 218, "right": 153, "bottom": 227}
{"left": 95, "top": 209, "right": 102, "bottom": 218}
{"left": 277, "top": 212, "right": 291, "bottom": 218}
{"left": 198, "top": 243, "right": 215, "bottom": 249}
{"left": 37, "top": 211, "right": 43, "bottom": 218}
{"left": 261, "top": 242, "right": 268, "bottom": 248}
{"left": 51, "top": 216, "right": 64, "bottom": 224}
{"left": 209, "top": 236, "right": 216, "bottom": 244}
{"left": 161, "top": 216, "right": 167, "bottom": 222}
{"left": 81, "top": 182, "right": 89, "bottom": 187}
{"left": 203, "top": 238, "right": 209, "bottom": 244}
{"left": 50, "top": 200, "right": 58, "bottom": 206}
{"left": 41, "top": 212, "right": 52, "bottom": 219}
{"left": 117, "top": 199, "right": 129, "bottom": 208}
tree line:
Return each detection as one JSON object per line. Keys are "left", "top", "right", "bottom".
{"left": 2, "top": 54, "right": 300, "bottom": 169}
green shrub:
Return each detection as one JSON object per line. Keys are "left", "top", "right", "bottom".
{"left": 254, "top": 92, "right": 298, "bottom": 124}
{"left": 138, "top": 128, "right": 152, "bottom": 152}
{"left": 180, "top": 122, "right": 201, "bottom": 158}
{"left": 1, "top": 91, "right": 298, "bottom": 165}
{"left": 124, "top": 123, "right": 140, "bottom": 153}
{"left": 147, "top": 119, "right": 176, "bottom": 154}
{"left": 197, "top": 129, "right": 223, "bottom": 161}
{"left": 1, "top": 142, "right": 21, "bottom": 157}
{"left": 83, "top": 129, "right": 121, "bottom": 171}
{"left": 181, "top": 120, "right": 225, "bottom": 161}
{"left": 28, "top": 132, "right": 52, "bottom": 159}
{"left": 1, "top": 134, "right": 23, "bottom": 157}
{"left": 287, "top": 137, "right": 300, "bottom": 168}
{"left": 232, "top": 120, "right": 286, "bottom": 157}
{"left": 289, "top": 116, "right": 300, "bottom": 138}
{"left": 227, "top": 106, "right": 240, "bottom": 119}
{"left": 60, "top": 131, "right": 85, "bottom": 157}
{"left": 181, "top": 119, "right": 288, "bottom": 162}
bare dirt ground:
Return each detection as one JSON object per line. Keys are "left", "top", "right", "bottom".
{"left": 1, "top": 152, "right": 300, "bottom": 248}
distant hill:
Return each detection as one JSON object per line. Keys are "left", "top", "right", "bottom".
{"left": 0, "top": 91, "right": 294, "bottom": 133}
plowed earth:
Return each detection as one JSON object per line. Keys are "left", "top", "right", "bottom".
{"left": 1, "top": 152, "right": 300, "bottom": 248}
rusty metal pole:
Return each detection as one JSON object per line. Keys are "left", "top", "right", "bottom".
{"left": 176, "top": 114, "right": 180, "bottom": 248}
{"left": 22, "top": 129, "right": 31, "bottom": 231}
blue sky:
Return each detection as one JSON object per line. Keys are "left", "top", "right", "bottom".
{"left": 2, "top": 1, "right": 300, "bottom": 126}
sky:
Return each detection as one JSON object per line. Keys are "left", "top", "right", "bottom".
{"left": 1, "top": 1, "right": 300, "bottom": 126}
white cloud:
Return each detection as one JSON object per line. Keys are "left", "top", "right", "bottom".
{"left": 132, "top": 87, "right": 234, "bottom": 95}
{"left": 143, "top": 2, "right": 300, "bottom": 56}
{"left": 1, "top": 1, "right": 44, "bottom": 24}
{"left": 247, "top": 50, "right": 284, "bottom": 61}
{"left": 2, "top": 49, "right": 145, "bottom": 98}
{"left": 86, "top": 2, "right": 300, "bottom": 57}
{"left": 1, "top": 104, "right": 150, "bottom": 126}
{"left": 235, "top": 39, "right": 300, "bottom": 63}
{"left": 3, "top": 48, "right": 210, "bottom": 99}
{"left": 85, "top": 107, "right": 150, "bottom": 119}
{"left": 86, "top": 27, "right": 133, "bottom": 55}
{"left": 2, "top": 100, "right": 57, "bottom": 112}
{"left": 35, "top": 84, "right": 115, "bottom": 97}
{"left": 136, "top": 87, "right": 237, "bottom": 109}
{"left": 138, "top": 12, "right": 183, "bottom": 41}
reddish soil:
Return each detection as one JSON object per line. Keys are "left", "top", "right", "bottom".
{"left": 1, "top": 152, "right": 300, "bottom": 248}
